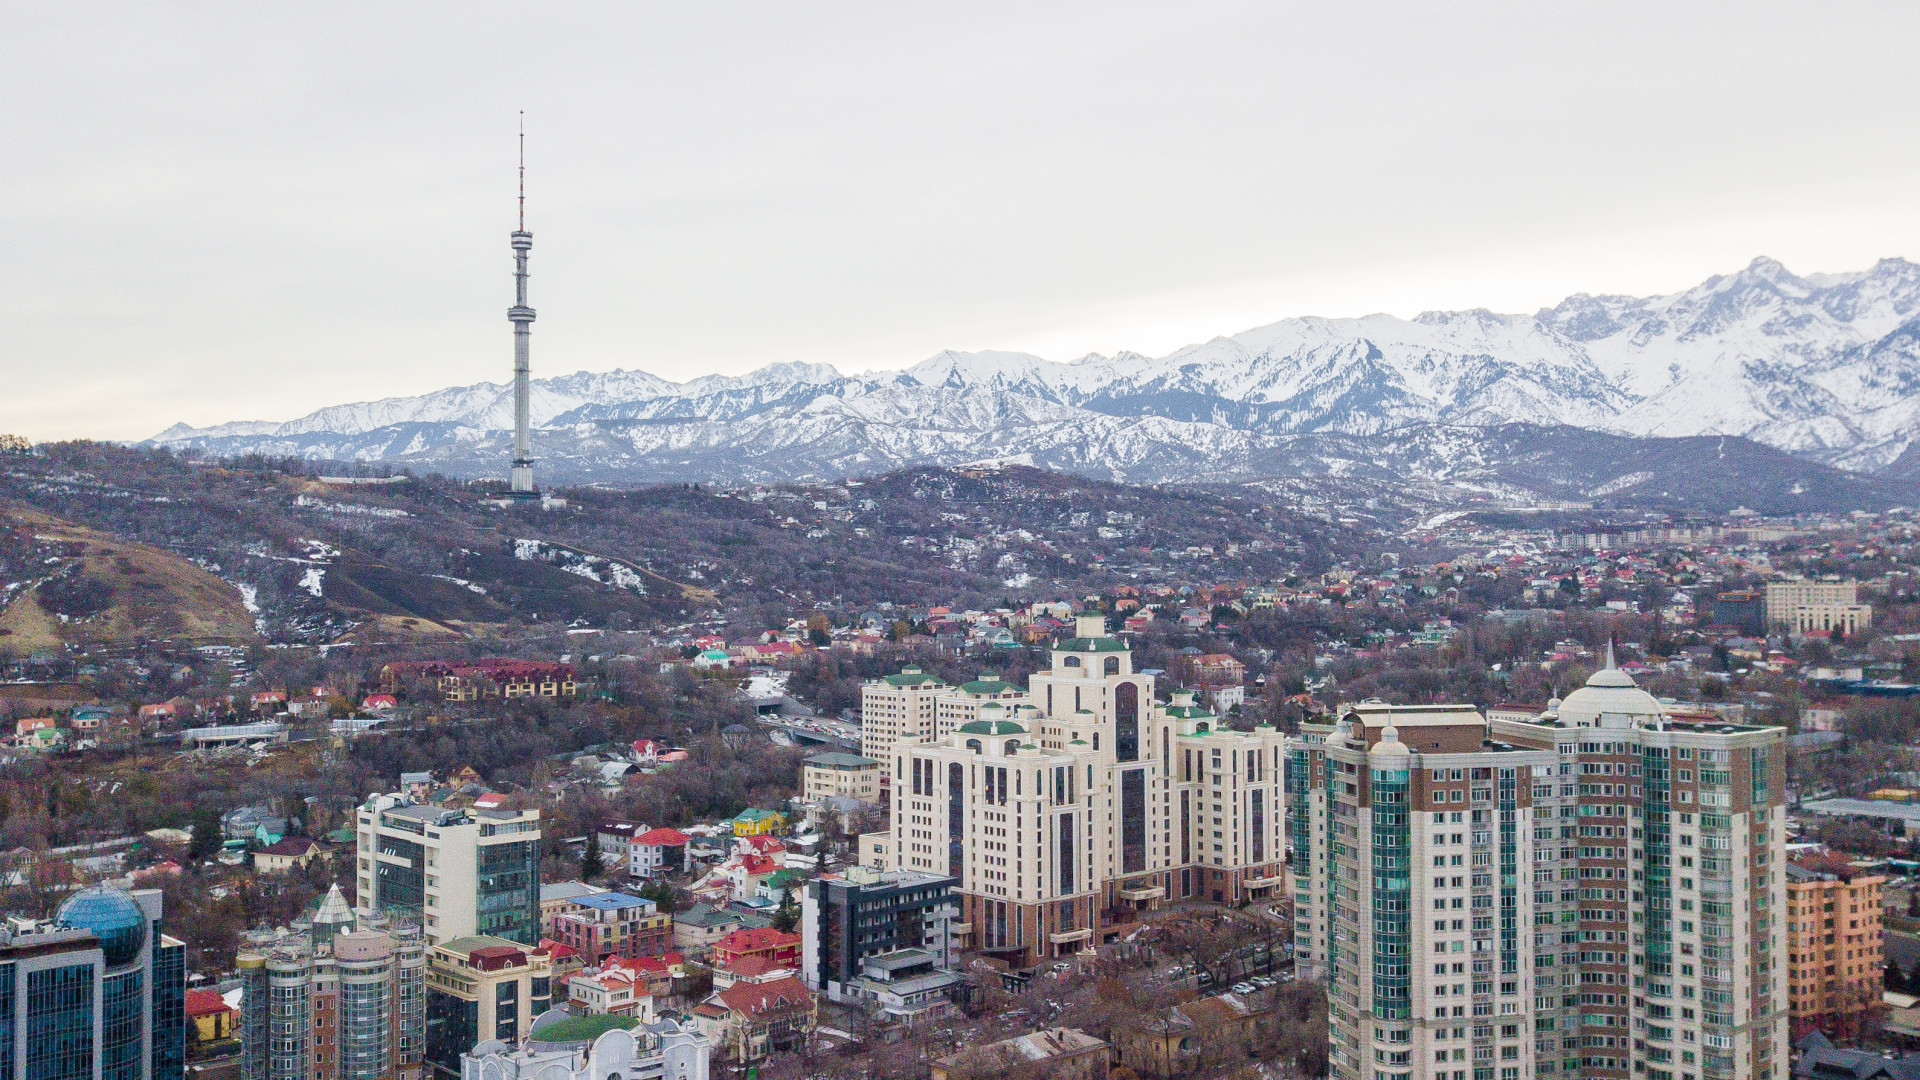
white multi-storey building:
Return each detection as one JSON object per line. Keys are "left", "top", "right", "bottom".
{"left": 355, "top": 793, "right": 542, "bottom": 946}
{"left": 878, "top": 615, "right": 1286, "bottom": 968}
{"left": 1289, "top": 659, "right": 1787, "bottom": 1080}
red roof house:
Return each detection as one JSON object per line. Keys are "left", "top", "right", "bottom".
{"left": 712, "top": 927, "right": 801, "bottom": 972}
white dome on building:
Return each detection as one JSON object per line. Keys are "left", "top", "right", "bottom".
{"left": 1369, "top": 722, "right": 1410, "bottom": 760}
{"left": 1556, "top": 647, "right": 1665, "bottom": 729}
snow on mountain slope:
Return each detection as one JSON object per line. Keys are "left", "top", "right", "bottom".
{"left": 146, "top": 257, "right": 1920, "bottom": 486}
{"left": 1537, "top": 256, "right": 1920, "bottom": 453}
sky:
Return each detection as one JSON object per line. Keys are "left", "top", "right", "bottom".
{"left": 8, "top": 2, "right": 1920, "bottom": 442}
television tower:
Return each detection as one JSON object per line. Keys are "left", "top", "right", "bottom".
{"left": 507, "top": 113, "right": 537, "bottom": 496}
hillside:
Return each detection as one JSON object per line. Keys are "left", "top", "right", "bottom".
{"left": 0, "top": 504, "right": 257, "bottom": 654}
{"left": 0, "top": 446, "right": 1360, "bottom": 646}
{"left": 1226, "top": 424, "right": 1920, "bottom": 520}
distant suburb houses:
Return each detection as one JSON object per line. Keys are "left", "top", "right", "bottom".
{"left": 379, "top": 658, "right": 577, "bottom": 701}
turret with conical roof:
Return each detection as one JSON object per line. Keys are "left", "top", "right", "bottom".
{"left": 311, "top": 882, "right": 356, "bottom": 944}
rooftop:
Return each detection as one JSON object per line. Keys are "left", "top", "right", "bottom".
{"left": 571, "top": 893, "right": 657, "bottom": 912}
{"left": 804, "top": 752, "right": 878, "bottom": 768}
{"left": 634, "top": 827, "right": 690, "bottom": 845}
{"left": 1801, "top": 798, "right": 1920, "bottom": 823}
{"left": 527, "top": 1013, "right": 638, "bottom": 1045}
{"left": 881, "top": 670, "right": 947, "bottom": 688}
{"left": 937, "top": 1027, "right": 1107, "bottom": 1068}
{"left": 539, "top": 881, "right": 606, "bottom": 904}
{"left": 956, "top": 720, "right": 1027, "bottom": 736}
{"left": 1055, "top": 637, "right": 1128, "bottom": 652}
{"left": 436, "top": 934, "right": 531, "bottom": 960}
{"left": 863, "top": 947, "right": 937, "bottom": 972}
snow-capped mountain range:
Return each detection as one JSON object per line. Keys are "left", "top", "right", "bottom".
{"left": 149, "top": 256, "right": 1920, "bottom": 486}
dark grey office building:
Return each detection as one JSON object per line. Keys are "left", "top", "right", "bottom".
{"left": 800, "top": 868, "right": 957, "bottom": 1003}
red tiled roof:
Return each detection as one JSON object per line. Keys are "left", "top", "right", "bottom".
{"left": 186, "top": 989, "right": 235, "bottom": 1017}
{"left": 635, "top": 827, "right": 690, "bottom": 846}
{"left": 715, "top": 927, "right": 801, "bottom": 953}
{"left": 736, "top": 855, "right": 778, "bottom": 876}
{"left": 716, "top": 975, "right": 810, "bottom": 1016}
{"left": 720, "top": 955, "right": 789, "bottom": 978}
{"left": 384, "top": 659, "right": 575, "bottom": 681}
{"left": 611, "top": 951, "right": 681, "bottom": 975}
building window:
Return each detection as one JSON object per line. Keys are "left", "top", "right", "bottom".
{"left": 1121, "top": 769, "right": 1147, "bottom": 874}
{"left": 1115, "top": 683, "right": 1139, "bottom": 762}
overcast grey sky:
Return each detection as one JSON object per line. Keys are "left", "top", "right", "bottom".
{"left": 8, "top": 2, "right": 1920, "bottom": 442}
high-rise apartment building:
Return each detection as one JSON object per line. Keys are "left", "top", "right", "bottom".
{"left": 879, "top": 616, "right": 1286, "bottom": 967}
{"left": 354, "top": 791, "right": 542, "bottom": 946}
{"left": 859, "top": 667, "right": 949, "bottom": 762}
{"left": 1785, "top": 853, "right": 1883, "bottom": 1039}
{"left": 1288, "top": 659, "right": 1787, "bottom": 1080}
{"left": 238, "top": 886, "right": 427, "bottom": 1080}
{"left": 934, "top": 674, "right": 1029, "bottom": 738}
{"left": 0, "top": 886, "right": 186, "bottom": 1080}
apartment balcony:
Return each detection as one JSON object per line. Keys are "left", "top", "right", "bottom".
{"left": 949, "top": 922, "right": 973, "bottom": 936}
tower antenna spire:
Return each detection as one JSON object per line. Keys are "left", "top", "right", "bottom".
{"left": 506, "top": 111, "right": 538, "bottom": 500}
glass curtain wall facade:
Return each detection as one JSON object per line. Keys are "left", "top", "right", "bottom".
{"left": 474, "top": 842, "right": 538, "bottom": 945}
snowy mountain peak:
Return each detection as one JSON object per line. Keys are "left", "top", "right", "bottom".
{"left": 902, "top": 350, "right": 1055, "bottom": 389}
{"left": 147, "top": 257, "right": 1920, "bottom": 483}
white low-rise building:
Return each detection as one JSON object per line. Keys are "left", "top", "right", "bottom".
{"left": 461, "top": 1014, "right": 708, "bottom": 1080}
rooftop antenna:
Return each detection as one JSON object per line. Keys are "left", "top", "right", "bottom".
{"left": 517, "top": 111, "right": 526, "bottom": 231}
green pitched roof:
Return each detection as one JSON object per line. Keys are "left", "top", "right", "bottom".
{"left": 957, "top": 720, "right": 1028, "bottom": 736}
{"left": 883, "top": 671, "right": 947, "bottom": 687}
{"left": 1056, "top": 637, "right": 1129, "bottom": 652}
{"left": 960, "top": 678, "right": 1021, "bottom": 695}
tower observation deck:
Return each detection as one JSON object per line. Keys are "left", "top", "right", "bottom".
{"left": 508, "top": 118, "right": 537, "bottom": 498}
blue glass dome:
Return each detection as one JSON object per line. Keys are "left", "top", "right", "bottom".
{"left": 58, "top": 887, "right": 149, "bottom": 966}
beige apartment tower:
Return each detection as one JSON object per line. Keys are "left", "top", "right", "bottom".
{"left": 860, "top": 668, "right": 950, "bottom": 762}
{"left": 1763, "top": 579, "right": 1871, "bottom": 635}
{"left": 881, "top": 615, "right": 1285, "bottom": 967}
